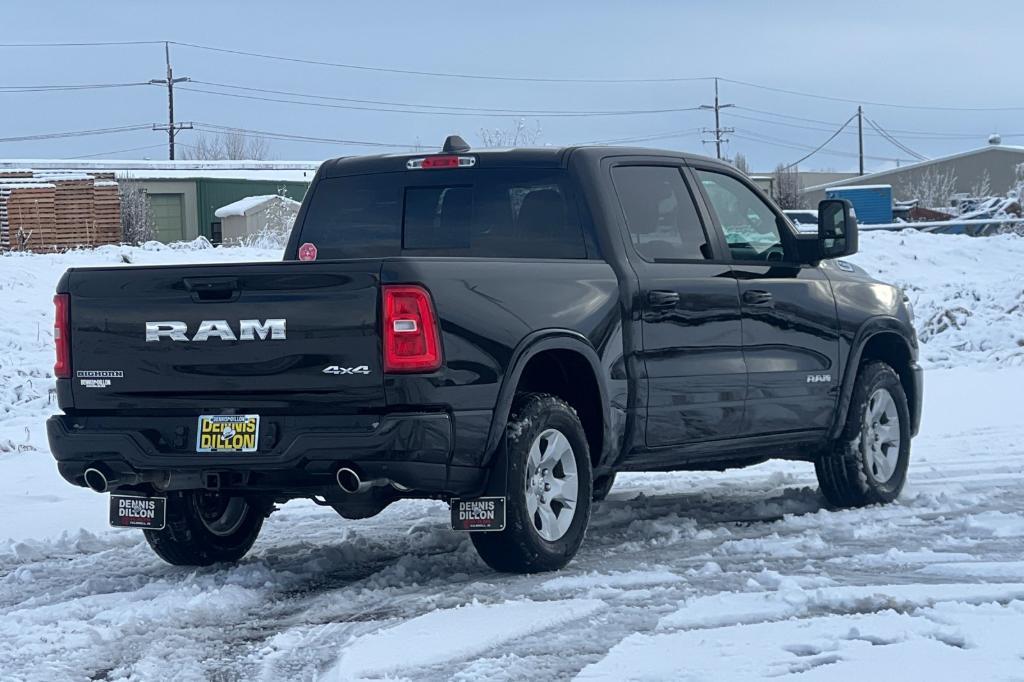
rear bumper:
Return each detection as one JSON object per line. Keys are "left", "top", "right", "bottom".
{"left": 47, "top": 411, "right": 487, "bottom": 496}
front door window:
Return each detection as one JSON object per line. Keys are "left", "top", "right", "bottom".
{"left": 694, "top": 169, "right": 788, "bottom": 262}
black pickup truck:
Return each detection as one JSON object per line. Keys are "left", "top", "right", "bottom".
{"left": 47, "top": 137, "right": 922, "bottom": 573}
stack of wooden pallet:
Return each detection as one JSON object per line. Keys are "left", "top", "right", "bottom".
{"left": 46, "top": 174, "right": 96, "bottom": 249}
{"left": 0, "top": 180, "right": 57, "bottom": 251}
{"left": 93, "top": 180, "right": 122, "bottom": 245}
{"left": 0, "top": 170, "right": 122, "bottom": 251}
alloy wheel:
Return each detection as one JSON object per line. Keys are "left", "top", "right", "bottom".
{"left": 524, "top": 428, "right": 579, "bottom": 541}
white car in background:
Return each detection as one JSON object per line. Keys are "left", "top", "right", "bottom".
{"left": 784, "top": 209, "right": 819, "bottom": 232}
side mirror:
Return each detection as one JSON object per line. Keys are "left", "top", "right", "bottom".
{"left": 817, "top": 198, "right": 858, "bottom": 259}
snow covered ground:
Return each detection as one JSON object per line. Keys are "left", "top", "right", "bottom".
{"left": 1, "top": 231, "right": 1023, "bottom": 680}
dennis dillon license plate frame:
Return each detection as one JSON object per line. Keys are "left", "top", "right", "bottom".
{"left": 196, "top": 414, "right": 260, "bottom": 453}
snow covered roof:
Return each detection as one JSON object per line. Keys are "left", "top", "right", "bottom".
{"left": 803, "top": 145, "right": 1024, "bottom": 194}
{"left": 214, "top": 194, "right": 302, "bottom": 218}
{"left": 827, "top": 184, "right": 893, "bottom": 191}
{"left": 0, "top": 159, "right": 321, "bottom": 183}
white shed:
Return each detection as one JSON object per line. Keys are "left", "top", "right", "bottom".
{"left": 214, "top": 194, "right": 302, "bottom": 244}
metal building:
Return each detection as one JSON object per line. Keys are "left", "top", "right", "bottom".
{"left": 802, "top": 141, "right": 1024, "bottom": 206}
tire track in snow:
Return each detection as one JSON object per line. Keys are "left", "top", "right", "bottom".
{"left": 5, "top": 417, "right": 1024, "bottom": 679}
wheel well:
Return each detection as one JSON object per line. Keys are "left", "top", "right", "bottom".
{"left": 516, "top": 349, "right": 603, "bottom": 467}
{"left": 860, "top": 332, "right": 917, "bottom": 414}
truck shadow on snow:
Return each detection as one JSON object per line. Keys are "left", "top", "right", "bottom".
{"left": 243, "top": 481, "right": 826, "bottom": 599}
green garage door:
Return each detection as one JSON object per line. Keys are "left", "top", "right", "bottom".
{"left": 149, "top": 194, "right": 185, "bottom": 243}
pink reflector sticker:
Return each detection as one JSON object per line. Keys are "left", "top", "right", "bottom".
{"left": 298, "top": 243, "right": 318, "bottom": 261}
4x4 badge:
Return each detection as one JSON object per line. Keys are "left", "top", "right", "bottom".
{"left": 323, "top": 365, "right": 371, "bottom": 375}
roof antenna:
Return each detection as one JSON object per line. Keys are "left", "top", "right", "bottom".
{"left": 442, "top": 135, "right": 471, "bottom": 153}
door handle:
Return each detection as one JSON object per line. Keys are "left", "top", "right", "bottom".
{"left": 742, "top": 289, "right": 773, "bottom": 306}
{"left": 647, "top": 290, "right": 680, "bottom": 308}
{"left": 183, "top": 277, "right": 241, "bottom": 302}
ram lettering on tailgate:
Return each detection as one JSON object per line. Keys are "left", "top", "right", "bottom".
{"left": 145, "top": 319, "right": 286, "bottom": 342}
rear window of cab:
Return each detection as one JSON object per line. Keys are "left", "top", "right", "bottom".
{"left": 296, "top": 169, "right": 588, "bottom": 259}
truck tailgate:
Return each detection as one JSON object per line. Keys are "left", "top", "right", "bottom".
{"left": 65, "top": 261, "right": 383, "bottom": 412}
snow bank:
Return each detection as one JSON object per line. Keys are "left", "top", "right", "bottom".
{"left": 0, "top": 242, "right": 280, "bottom": 540}
{"left": 849, "top": 230, "right": 1024, "bottom": 368}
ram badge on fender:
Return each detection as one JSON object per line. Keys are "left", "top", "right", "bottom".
{"left": 46, "top": 135, "right": 922, "bottom": 572}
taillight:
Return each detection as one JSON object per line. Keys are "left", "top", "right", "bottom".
{"left": 53, "top": 293, "right": 70, "bottom": 379}
{"left": 383, "top": 285, "right": 442, "bottom": 373}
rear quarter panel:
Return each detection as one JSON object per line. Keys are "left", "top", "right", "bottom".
{"left": 380, "top": 258, "right": 624, "bottom": 465}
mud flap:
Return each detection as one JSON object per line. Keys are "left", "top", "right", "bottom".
{"left": 450, "top": 497, "right": 506, "bottom": 531}
{"left": 450, "top": 431, "right": 509, "bottom": 532}
{"left": 109, "top": 494, "right": 166, "bottom": 530}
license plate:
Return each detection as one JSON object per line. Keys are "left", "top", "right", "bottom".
{"left": 196, "top": 414, "right": 260, "bottom": 453}
{"left": 109, "top": 494, "right": 166, "bottom": 530}
{"left": 451, "top": 497, "right": 506, "bottom": 532}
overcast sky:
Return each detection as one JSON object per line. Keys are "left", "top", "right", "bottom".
{"left": 2, "top": 0, "right": 1022, "bottom": 172}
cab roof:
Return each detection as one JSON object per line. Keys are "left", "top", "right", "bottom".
{"left": 319, "top": 143, "right": 732, "bottom": 177}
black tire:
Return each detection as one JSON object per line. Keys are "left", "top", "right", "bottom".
{"left": 592, "top": 472, "right": 617, "bottom": 502}
{"left": 816, "top": 361, "right": 911, "bottom": 508}
{"left": 144, "top": 491, "right": 271, "bottom": 566}
{"left": 471, "top": 393, "right": 592, "bottom": 573}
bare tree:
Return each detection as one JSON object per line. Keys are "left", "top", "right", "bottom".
{"left": 969, "top": 169, "right": 992, "bottom": 198}
{"left": 185, "top": 132, "right": 272, "bottom": 160}
{"left": 478, "top": 118, "right": 542, "bottom": 148}
{"left": 732, "top": 153, "right": 750, "bottom": 176}
{"left": 772, "top": 163, "right": 805, "bottom": 209}
{"left": 897, "top": 167, "right": 958, "bottom": 209}
{"left": 13, "top": 227, "right": 32, "bottom": 251}
{"left": 119, "top": 180, "right": 154, "bottom": 244}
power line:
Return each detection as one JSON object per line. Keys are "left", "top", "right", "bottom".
{"left": 729, "top": 110, "right": 909, "bottom": 138}
{"left": 70, "top": 144, "right": 169, "bottom": 159}
{"left": 192, "top": 122, "right": 417, "bottom": 148}
{"left": 755, "top": 112, "right": 856, "bottom": 169}
{"left": 732, "top": 130, "right": 912, "bottom": 164}
{"left": 864, "top": 116, "right": 928, "bottom": 161}
{"left": 179, "top": 83, "right": 703, "bottom": 118}
{"left": 577, "top": 127, "right": 703, "bottom": 145}
{"left": 188, "top": 79, "right": 704, "bottom": 116}
{"left": 3, "top": 39, "right": 1024, "bottom": 112}
{"left": 0, "top": 81, "right": 153, "bottom": 93}
{"left": 0, "top": 124, "right": 154, "bottom": 144}
{"left": 0, "top": 40, "right": 164, "bottom": 47}
{"left": 721, "top": 78, "right": 1024, "bottom": 112}
{"left": 169, "top": 41, "right": 716, "bottom": 84}
{"left": 732, "top": 106, "right": 1024, "bottom": 140}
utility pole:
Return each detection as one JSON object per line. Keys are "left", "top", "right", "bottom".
{"left": 857, "top": 105, "right": 864, "bottom": 176}
{"left": 150, "top": 42, "right": 191, "bottom": 160}
{"left": 700, "top": 78, "right": 735, "bottom": 160}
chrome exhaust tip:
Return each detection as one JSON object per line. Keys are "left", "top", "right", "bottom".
{"left": 83, "top": 467, "right": 110, "bottom": 494}
{"left": 336, "top": 467, "right": 363, "bottom": 494}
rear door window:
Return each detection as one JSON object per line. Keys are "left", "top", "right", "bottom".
{"left": 611, "top": 165, "right": 710, "bottom": 262}
{"left": 297, "top": 169, "right": 587, "bottom": 259}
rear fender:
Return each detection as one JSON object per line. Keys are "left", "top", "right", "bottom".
{"left": 482, "top": 331, "right": 610, "bottom": 467}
